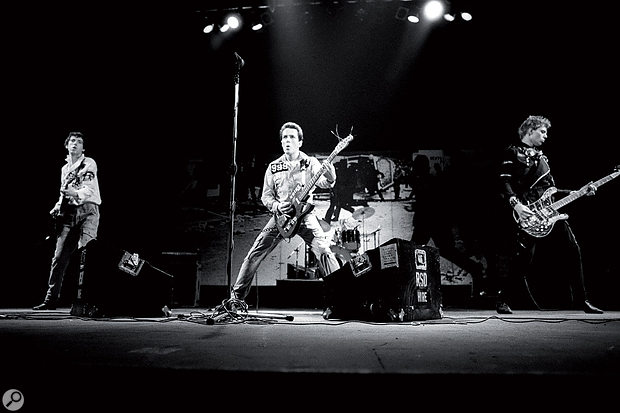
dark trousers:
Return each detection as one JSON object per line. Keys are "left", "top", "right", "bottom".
{"left": 498, "top": 220, "right": 588, "bottom": 308}
{"left": 44, "top": 203, "right": 99, "bottom": 304}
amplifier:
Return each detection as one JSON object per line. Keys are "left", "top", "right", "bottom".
{"left": 322, "top": 238, "right": 442, "bottom": 321}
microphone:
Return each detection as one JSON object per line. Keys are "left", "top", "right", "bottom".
{"left": 234, "top": 52, "right": 245, "bottom": 68}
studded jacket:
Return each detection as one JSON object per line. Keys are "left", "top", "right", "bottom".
{"left": 498, "top": 144, "right": 555, "bottom": 206}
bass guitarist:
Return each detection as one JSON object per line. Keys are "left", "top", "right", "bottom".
{"left": 496, "top": 115, "right": 603, "bottom": 314}
{"left": 223, "top": 122, "right": 342, "bottom": 313}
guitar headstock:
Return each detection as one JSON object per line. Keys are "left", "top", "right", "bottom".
{"left": 320, "top": 134, "right": 354, "bottom": 168}
{"left": 330, "top": 124, "right": 354, "bottom": 151}
{"left": 335, "top": 134, "right": 354, "bottom": 152}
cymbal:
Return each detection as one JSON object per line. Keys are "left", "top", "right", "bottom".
{"left": 351, "top": 206, "right": 375, "bottom": 220}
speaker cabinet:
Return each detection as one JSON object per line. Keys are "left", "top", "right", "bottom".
{"left": 70, "top": 240, "right": 173, "bottom": 318}
{"left": 322, "top": 238, "right": 442, "bottom": 321}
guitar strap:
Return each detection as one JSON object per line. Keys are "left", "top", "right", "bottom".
{"left": 63, "top": 158, "right": 88, "bottom": 200}
{"left": 515, "top": 147, "right": 551, "bottom": 203}
{"left": 58, "top": 158, "right": 87, "bottom": 222}
{"left": 300, "top": 158, "right": 309, "bottom": 186}
{"left": 527, "top": 156, "right": 551, "bottom": 189}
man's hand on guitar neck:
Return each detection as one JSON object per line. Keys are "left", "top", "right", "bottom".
{"left": 575, "top": 183, "right": 597, "bottom": 197}
{"left": 323, "top": 162, "right": 337, "bottom": 183}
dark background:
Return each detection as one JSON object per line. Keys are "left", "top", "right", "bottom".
{"left": 4, "top": 1, "right": 618, "bottom": 307}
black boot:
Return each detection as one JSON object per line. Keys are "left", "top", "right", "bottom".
{"left": 33, "top": 301, "right": 56, "bottom": 310}
{"left": 70, "top": 243, "right": 99, "bottom": 317}
{"left": 496, "top": 301, "right": 512, "bottom": 314}
{"left": 495, "top": 288, "right": 512, "bottom": 314}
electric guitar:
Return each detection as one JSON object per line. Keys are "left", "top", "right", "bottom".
{"left": 274, "top": 134, "right": 354, "bottom": 239}
{"left": 48, "top": 159, "right": 86, "bottom": 238}
{"left": 514, "top": 167, "right": 619, "bottom": 237}
{"left": 48, "top": 187, "right": 75, "bottom": 239}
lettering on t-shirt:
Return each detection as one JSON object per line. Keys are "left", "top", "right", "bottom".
{"left": 270, "top": 163, "right": 290, "bottom": 174}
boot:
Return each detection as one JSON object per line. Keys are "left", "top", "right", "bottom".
{"left": 70, "top": 243, "right": 96, "bottom": 316}
{"left": 496, "top": 301, "right": 512, "bottom": 314}
{"left": 33, "top": 301, "right": 57, "bottom": 310}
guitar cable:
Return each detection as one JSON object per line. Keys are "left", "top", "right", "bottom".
{"left": 522, "top": 276, "right": 544, "bottom": 311}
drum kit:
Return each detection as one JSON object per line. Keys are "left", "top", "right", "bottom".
{"left": 288, "top": 206, "right": 380, "bottom": 277}
{"left": 330, "top": 206, "right": 379, "bottom": 266}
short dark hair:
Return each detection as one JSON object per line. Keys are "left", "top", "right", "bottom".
{"left": 279, "top": 122, "right": 303, "bottom": 142}
{"left": 64, "top": 131, "right": 85, "bottom": 147}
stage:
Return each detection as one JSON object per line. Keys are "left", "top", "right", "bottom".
{"left": 1, "top": 306, "right": 618, "bottom": 411}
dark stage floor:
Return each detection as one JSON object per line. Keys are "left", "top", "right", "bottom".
{"left": 1, "top": 306, "right": 619, "bottom": 411}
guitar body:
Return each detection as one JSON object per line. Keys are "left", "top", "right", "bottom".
{"left": 513, "top": 167, "right": 619, "bottom": 238}
{"left": 514, "top": 187, "right": 566, "bottom": 237}
{"left": 275, "top": 188, "right": 315, "bottom": 239}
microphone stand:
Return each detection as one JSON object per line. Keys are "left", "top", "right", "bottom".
{"left": 226, "top": 52, "right": 244, "bottom": 292}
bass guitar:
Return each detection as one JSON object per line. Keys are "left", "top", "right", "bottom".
{"left": 275, "top": 134, "right": 353, "bottom": 239}
{"left": 514, "top": 166, "right": 619, "bottom": 237}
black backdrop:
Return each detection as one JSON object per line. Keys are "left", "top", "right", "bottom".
{"left": 4, "top": 1, "right": 618, "bottom": 307}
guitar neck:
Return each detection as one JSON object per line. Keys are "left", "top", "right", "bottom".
{"left": 297, "top": 143, "right": 346, "bottom": 201}
{"left": 551, "top": 171, "right": 619, "bottom": 210}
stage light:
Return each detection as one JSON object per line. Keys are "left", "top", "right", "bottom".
{"left": 203, "top": 23, "right": 215, "bottom": 34}
{"left": 408, "top": 14, "right": 420, "bottom": 24}
{"left": 247, "top": 8, "right": 269, "bottom": 32}
{"left": 422, "top": 0, "right": 445, "bottom": 22}
{"left": 222, "top": 12, "right": 243, "bottom": 32}
{"left": 227, "top": 15, "right": 241, "bottom": 30}
{"left": 198, "top": 1, "right": 471, "bottom": 37}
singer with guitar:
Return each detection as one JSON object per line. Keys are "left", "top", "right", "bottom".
{"left": 222, "top": 122, "right": 350, "bottom": 313}
{"left": 33, "top": 131, "right": 101, "bottom": 310}
{"left": 495, "top": 115, "right": 604, "bottom": 315}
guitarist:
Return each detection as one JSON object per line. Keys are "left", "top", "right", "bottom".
{"left": 33, "top": 131, "right": 102, "bottom": 310}
{"left": 495, "top": 115, "right": 602, "bottom": 314}
{"left": 224, "top": 122, "right": 340, "bottom": 312}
